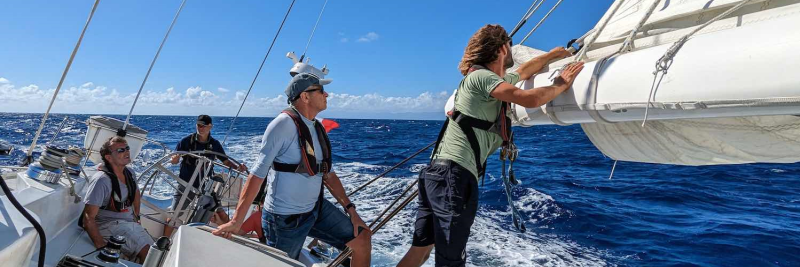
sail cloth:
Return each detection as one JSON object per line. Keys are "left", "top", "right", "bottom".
{"left": 575, "top": 0, "right": 800, "bottom": 61}
{"left": 581, "top": 115, "right": 800, "bottom": 165}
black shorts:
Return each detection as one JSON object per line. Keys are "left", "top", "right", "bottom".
{"left": 412, "top": 159, "right": 479, "bottom": 267}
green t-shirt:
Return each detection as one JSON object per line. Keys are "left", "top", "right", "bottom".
{"left": 433, "top": 69, "right": 520, "bottom": 179}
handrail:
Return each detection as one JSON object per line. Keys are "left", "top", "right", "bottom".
{"left": 136, "top": 150, "right": 248, "bottom": 227}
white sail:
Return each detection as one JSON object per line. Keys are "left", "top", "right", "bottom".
{"left": 444, "top": 0, "right": 800, "bottom": 165}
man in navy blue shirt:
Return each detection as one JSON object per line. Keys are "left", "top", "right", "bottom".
{"left": 164, "top": 115, "right": 247, "bottom": 236}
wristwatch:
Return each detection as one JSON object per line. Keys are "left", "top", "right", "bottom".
{"left": 345, "top": 203, "right": 356, "bottom": 211}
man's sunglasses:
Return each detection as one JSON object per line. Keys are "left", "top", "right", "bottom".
{"left": 197, "top": 124, "right": 211, "bottom": 128}
{"left": 304, "top": 87, "right": 325, "bottom": 94}
{"left": 115, "top": 146, "right": 131, "bottom": 153}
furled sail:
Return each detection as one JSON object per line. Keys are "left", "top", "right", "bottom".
{"left": 582, "top": 116, "right": 800, "bottom": 165}
{"left": 500, "top": 0, "right": 800, "bottom": 165}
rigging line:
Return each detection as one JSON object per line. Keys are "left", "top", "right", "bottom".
{"left": 509, "top": 0, "right": 546, "bottom": 38}
{"left": 347, "top": 140, "right": 435, "bottom": 197}
{"left": 642, "top": 66, "right": 666, "bottom": 126}
{"left": 643, "top": 0, "right": 751, "bottom": 126}
{"left": 575, "top": 0, "right": 626, "bottom": 61}
{"left": 329, "top": 188, "right": 420, "bottom": 267}
{"left": 300, "top": 0, "right": 329, "bottom": 62}
{"left": 25, "top": 0, "right": 101, "bottom": 164}
{"left": 520, "top": 0, "right": 565, "bottom": 45}
{"left": 122, "top": 0, "right": 188, "bottom": 131}
{"left": 222, "top": 0, "right": 296, "bottom": 146}
{"left": 608, "top": 160, "right": 618, "bottom": 179}
{"left": 619, "top": 0, "right": 662, "bottom": 53}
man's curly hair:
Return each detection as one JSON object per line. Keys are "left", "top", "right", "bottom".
{"left": 458, "top": 24, "right": 511, "bottom": 76}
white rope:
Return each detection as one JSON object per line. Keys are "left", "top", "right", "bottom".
{"left": 300, "top": 0, "right": 329, "bottom": 62}
{"left": 643, "top": 0, "right": 752, "bottom": 126}
{"left": 123, "top": 0, "right": 188, "bottom": 131}
{"left": 608, "top": 160, "right": 618, "bottom": 179}
{"left": 619, "top": 0, "right": 662, "bottom": 53}
{"left": 221, "top": 0, "right": 296, "bottom": 146}
{"left": 520, "top": 0, "right": 565, "bottom": 45}
{"left": 509, "top": 0, "right": 547, "bottom": 38}
{"left": 26, "top": 0, "right": 101, "bottom": 162}
{"left": 575, "top": 0, "right": 626, "bottom": 61}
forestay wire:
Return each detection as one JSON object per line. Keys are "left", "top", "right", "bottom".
{"left": 123, "top": 0, "right": 188, "bottom": 132}
{"left": 300, "top": 0, "right": 330, "bottom": 62}
{"left": 25, "top": 0, "right": 101, "bottom": 165}
{"left": 520, "top": 0, "right": 565, "bottom": 45}
{"left": 509, "top": 0, "right": 546, "bottom": 38}
{"left": 221, "top": 0, "right": 297, "bottom": 145}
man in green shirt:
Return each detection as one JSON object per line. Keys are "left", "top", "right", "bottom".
{"left": 397, "top": 24, "right": 584, "bottom": 267}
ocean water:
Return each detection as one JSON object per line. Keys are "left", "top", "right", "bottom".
{"left": 2, "top": 112, "right": 800, "bottom": 267}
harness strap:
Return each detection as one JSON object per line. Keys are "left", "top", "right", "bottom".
{"left": 272, "top": 161, "right": 327, "bottom": 174}
{"left": 256, "top": 108, "right": 333, "bottom": 205}
{"left": 102, "top": 168, "right": 136, "bottom": 212}
{"left": 432, "top": 66, "right": 513, "bottom": 182}
{"left": 450, "top": 112, "right": 489, "bottom": 179}
{"left": 279, "top": 108, "right": 324, "bottom": 176}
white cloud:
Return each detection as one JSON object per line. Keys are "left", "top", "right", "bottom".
{"left": 217, "top": 87, "right": 230, "bottom": 93}
{"left": 326, "top": 91, "right": 448, "bottom": 112}
{"left": 0, "top": 78, "right": 449, "bottom": 117}
{"left": 235, "top": 91, "right": 247, "bottom": 101}
{"left": 357, "top": 32, "right": 379, "bottom": 43}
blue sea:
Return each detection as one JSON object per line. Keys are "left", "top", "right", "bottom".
{"left": 2, "top": 112, "right": 799, "bottom": 267}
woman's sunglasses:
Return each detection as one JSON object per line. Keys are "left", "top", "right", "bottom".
{"left": 115, "top": 146, "right": 131, "bottom": 153}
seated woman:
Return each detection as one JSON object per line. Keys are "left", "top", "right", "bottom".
{"left": 81, "top": 136, "right": 154, "bottom": 263}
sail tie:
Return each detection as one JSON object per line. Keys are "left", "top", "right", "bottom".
{"left": 221, "top": 0, "right": 297, "bottom": 146}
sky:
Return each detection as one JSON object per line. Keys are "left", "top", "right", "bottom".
{"left": 0, "top": 0, "right": 613, "bottom": 119}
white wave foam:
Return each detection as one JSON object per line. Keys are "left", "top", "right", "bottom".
{"left": 337, "top": 173, "right": 609, "bottom": 267}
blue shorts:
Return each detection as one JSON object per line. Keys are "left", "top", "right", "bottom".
{"left": 412, "top": 159, "right": 479, "bottom": 267}
{"left": 261, "top": 199, "right": 356, "bottom": 259}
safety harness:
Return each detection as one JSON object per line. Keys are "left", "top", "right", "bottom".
{"left": 271, "top": 107, "right": 332, "bottom": 176}
{"left": 254, "top": 107, "right": 333, "bottom": 207}
{"left": 432, "top": 65, "right": 516, "bottom": 183}
{"left": 431, "top": 65, "right": 526, "bottom": 232}
{"left": 78, "top": 167, "right": 137, "bottom": 227}
{"left": 101, "top": 167, "right": 137, "bottom": 212}
{"left": 188, "top": 133, "right": 215, "bottom": 152}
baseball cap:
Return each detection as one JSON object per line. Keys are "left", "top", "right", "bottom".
{"left": 285, "top": 73, "right": 321, "bottom": 104}
{"left": 197, "top": 115, "right": 213, "bottom": 125}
